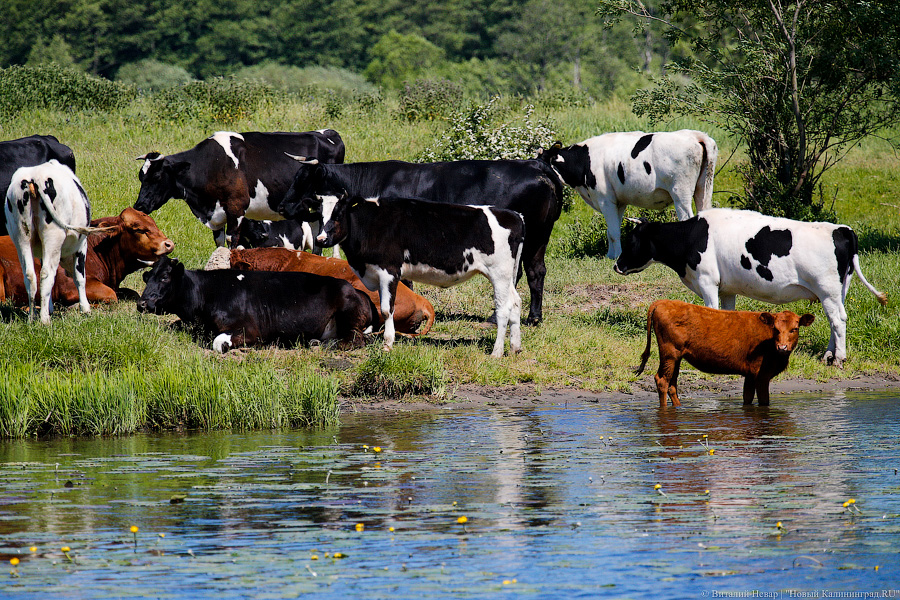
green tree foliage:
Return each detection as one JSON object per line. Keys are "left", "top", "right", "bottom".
{"left": 364, "top": 31, "right": 447, "bottom": 89}
{"left": 600, "top": 0, "right": 900, "bottom": 221}
{"left": 116, "top": 59, "right": 193, "bottom": 91}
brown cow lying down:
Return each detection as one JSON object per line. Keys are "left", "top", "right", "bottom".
{"left": 205, "top": 247, "right": 435, "bottom": 336}
{"left": 0, "top": 207, "right": 173, "bottom": 306}
{"left": 636, "top": 299, "right": 815, "bottom": 408}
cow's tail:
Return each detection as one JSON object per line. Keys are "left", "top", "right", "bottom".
{"left": 635, "top": 302, "right": 657, "bottom": 376}
{"left": 694, "top": 133, "right": 718, "bottom": 213}
{"left": 851, "top": 254, "right": 888, "bottom": 306}
{"left": 29, "top": 181, "right": 113, "bottom": 236}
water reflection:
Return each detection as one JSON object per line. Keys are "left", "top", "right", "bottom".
{"left": 1, "top": 392, "right": 898, "bottom": 598}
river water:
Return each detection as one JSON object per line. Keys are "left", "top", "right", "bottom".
{"left": 1, "top": 391, "right": 899, "bottom": 598}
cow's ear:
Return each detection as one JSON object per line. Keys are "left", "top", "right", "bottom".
{"left": 551, "top": 141, "right": 563, "bottom": 150}
{"left": 799, "top": 313, "right": 815, "bottom": 327}
{"left": 233, "top": 261, "right": 252, "bottom": 271}
{"left": 625, "top": 217, "right": 643, "bottom": 225}
{"left": 759, "top": 313, "right": 775, "bottom": 326}
{"left": 173, "top": 261, "right": 185, "bottom": 277}
{"left": 142, "top": 270, "right": 151, "bottom": 282}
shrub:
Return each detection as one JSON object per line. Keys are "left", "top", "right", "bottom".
{"left": 397, "top": 78, "right": 464, "bottom": 122}
{"left": 234, "top": 63, "right": 378, "bottom": 100}
{"left": 151, "top": 77, "right": 282, "bottom": 124}
{"left": 420, "top": 96, "right": 556, "bottom": 161}
{"left": 0, "top": 64, "right": 135, "bottom": 116}
{"left": 116, "top": 59, "right": 194, "bottom": 92}
{"left": 554, "top": 207, "right": 675, "bottom": 259}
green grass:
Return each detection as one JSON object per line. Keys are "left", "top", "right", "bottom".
{"left": 1, "top": 95, "right": 898, "bottom": 437}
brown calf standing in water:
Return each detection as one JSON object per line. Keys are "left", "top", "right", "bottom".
{"left": 636, "top": 299, "right": 815, "bottom": 408}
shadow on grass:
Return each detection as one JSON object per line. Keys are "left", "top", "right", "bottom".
{"left": 0, "top": 304, "right": 28, "bottom": 322}
{"left": 857, "top": 225, "right": 900, "bottom": 252}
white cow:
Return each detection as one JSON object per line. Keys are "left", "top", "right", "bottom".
{"left": 613, "top": 208, "right": 888, "bottom": 367}
{"left": 539, "top": 129, "right": 717, "bottom": 259}
{"left": 4, "top": 160, "right": 100, "bottom": 323}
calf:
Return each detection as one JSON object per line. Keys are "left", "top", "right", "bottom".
{"left": 0, "top": 135, "right": 76, "bottom": 236}
{"left": 0, "top": 207, "right": 173, "bottom": 305}
{"left": 235, "top": 218, "right": 317, "bottom": 253}
{"left": 538, "top": 130, "right": 717, "bottom": 258}
{"left": 209, "top": 247, "right": 436, "bottom": 336}
{"left": 614, "top": 209, "right": 887, "bottom": 367}
{"left": 318, "top": 194, "right": 524, "bottom": 357}
{"left": 3, "top": 160, "right": 102, "bottom": 323}
{"left": 637, "top": 300, "right": 815, "bottom": 408}
{"left": 137, "top": 255, "right": 377, "bottom": 352}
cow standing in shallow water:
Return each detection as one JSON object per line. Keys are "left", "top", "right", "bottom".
{"left": 637, "top": 300, "right": 815, "bottom": 408}
{"left": 135, "top": 130, "right": 344, "bottom": 247}
{"left": 4, "top": 160, "right": 99, "bottom": 323}
{"left": 317, "top": 195, "right": 525, "bottom": 357}
{"left": 137, "top": 255, "right": 377, "bottom": 352}
{"left": 538, "top": 130, "right": 717, "bottom": 259}
{"left": 614, "top": 208, "right": 888, "bottom": 367}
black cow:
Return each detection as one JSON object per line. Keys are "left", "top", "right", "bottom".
{"left": 277, "top": 158, "right": 563, "bottom": 325}
{"left": 0, "top": 135, "right": 76, "bottom": 236}
{"left": 137, "top": 255, "right": 376, "bottom": 352}
{"left": 317, "top": 194, "right": 525, "bottom": 357}
{"left": 134, "top": 130, "right": 345, "bottom": 248}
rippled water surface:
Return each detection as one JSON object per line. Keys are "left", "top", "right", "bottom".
{"left": 2, "top": 391, "right": 899, "bottom": 598}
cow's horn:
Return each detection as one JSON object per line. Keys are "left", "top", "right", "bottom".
{"left": 625, "top": 217, "right": 643, "bottom": 224}
{"left": 284, "top": 153, "right": 319, "bottom": 164}
{"left": 136, "top": 152, "right": 161, "bottom": 161}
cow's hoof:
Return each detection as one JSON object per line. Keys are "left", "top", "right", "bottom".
{"left": 523, "top": 316, "right": 542, "bottom": 327}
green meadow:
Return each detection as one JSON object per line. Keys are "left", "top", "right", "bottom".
{"left": 1, "top": 93, "right": 898, "bottom": 437}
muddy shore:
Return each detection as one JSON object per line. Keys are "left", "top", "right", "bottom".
{"left": 340, "top": 373, "right": 900, "bottom": 414}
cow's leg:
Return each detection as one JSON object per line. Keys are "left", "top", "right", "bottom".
{"left": 743, "top": 375, "right": 757, "bottom": 405}
{"left": 820, "top": 296, "right": 847, "bottom": 367}
{"left": 376, "top": 269, "right": 400, "bottom": 351}
{"left": 38, "top": 246, "right": 62, "bottom": 325}
{"left": 488, "top": 271, "right": 522, "bottom": 357}
{"left": 213, "top": 228, "right": 227, "bottom": 248}
{"left": 668, "top": 358, "right": 682, "bottom": 407}
{"left": 720, "top": 294, "right": 736, "bottom": 311}
{"left": 755, "top": 376, "right": 771, "bottom": 407}
{"left": 15, "top": 241, "right": 39, "bottom": 322}
{"left": 225, "top": 214, "right": 244, "bottom": 249}
{"left": 71, "top": 237, "right": 90, "bottom": 314}
{"left": 602, "top": 202, "right": 625, "bottom": 260}
{"left": 655, "top": 354, "right": 678, "bottom": 408}
{"left": 671, "top": 185, "right": 696, "bottom": 221}
{"left": 521, "top": 241, "right": 547, "bottom": 325}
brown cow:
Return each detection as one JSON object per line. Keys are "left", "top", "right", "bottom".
{"left": 206, "top": 247, "right": 435, "bottom": 336}
{"left": 0, "top": 207, "right": 174, "bottom": 306}
{"left": 636, "top": 299, "right": 815, "bottom": 408}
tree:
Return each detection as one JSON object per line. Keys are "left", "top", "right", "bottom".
{"left": 364, "top": 31, "right": 446, "bottom": 89}
{"left": 599, "top": 0, "right": 900, "bottom": 220}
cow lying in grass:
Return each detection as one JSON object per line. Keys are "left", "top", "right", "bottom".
{"left": 137, "top": 255, "right": 377, "bottom": 352}
{"left": 205, "top": 246, "right": 435, "bottom": 336}
{"left": 0, "top": 207, "right": 173, "bottom": 306}
{"left": 317, "top": 194, "right": 524, "bottom": 357}
{"left": 637, "top": 299, "right": 815, "bottom": 408}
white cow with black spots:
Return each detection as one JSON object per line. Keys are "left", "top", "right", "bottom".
{"left": 613, "top": 208, "right": 888, "bottom": 367}
{"left": 317, "top": 194, "right": 525, "bottom": 357}
{"left": 4, "top": 160, "right": 100, "bottom": 323}
{"left": 539, "top": 129, "right": 717, "bottom": 259}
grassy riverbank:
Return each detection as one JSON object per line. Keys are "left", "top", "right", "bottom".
{"left": 1, "top": 95, "right": 898, "bottom": 437}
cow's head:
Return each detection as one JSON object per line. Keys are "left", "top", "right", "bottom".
{"left": 134, "top": 152, "right": 190, "bottom": 213}
{"left": 109, "top": 207, "right": 175, "bottom": 265}
{"left": 537, "top": 141, "right": 595, "bottom": 189}
{"left": 235, "top": 219, "right": 272, "bottom": 248}
{"left": 137, "top": 255, "right": 184, "bottom": 315}
{"left": 278, "top": 158, "right": 326, "bottom": 221}
{"left": 614, "top": 218, "right": 655, "bottom": 274}
{"left": 316, "top": 191, "right": 357, "bottom": 248}
{"left": 760, "top": 311, "right": 815, "bottom": 355}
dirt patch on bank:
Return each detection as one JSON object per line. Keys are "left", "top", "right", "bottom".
{"left": 561, "top": 282, "right": 674, "bottom": 313}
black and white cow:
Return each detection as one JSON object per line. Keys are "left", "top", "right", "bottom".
{"left": 4, "top": 160, "right": 99, "bottom": 323}
{"left": 1, "top": 135, "right": 76, "bottom": 236}
{"left": 317, "top": 194, "right": 525, "bottom": 357}
{"left": 134, "top": 130, "right": 344, "bottom": 247}
{"left": 613, "top": 208, "right": 888, "bottom": 367}
{"left": 137, "top": 255, "right": 377, "bottom": 352}
{"left": 235, "top": 218, "right": 317, "bottom": 253}
{"left": 277, "top": 158, "right": 562, "bottom": 325}
{"left": 538, "top": 130, "right": 717, "bottom": 259}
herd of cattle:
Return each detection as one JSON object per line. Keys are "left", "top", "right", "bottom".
{"left": 0, "top": 128, "right": 888, "bottom": 406}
